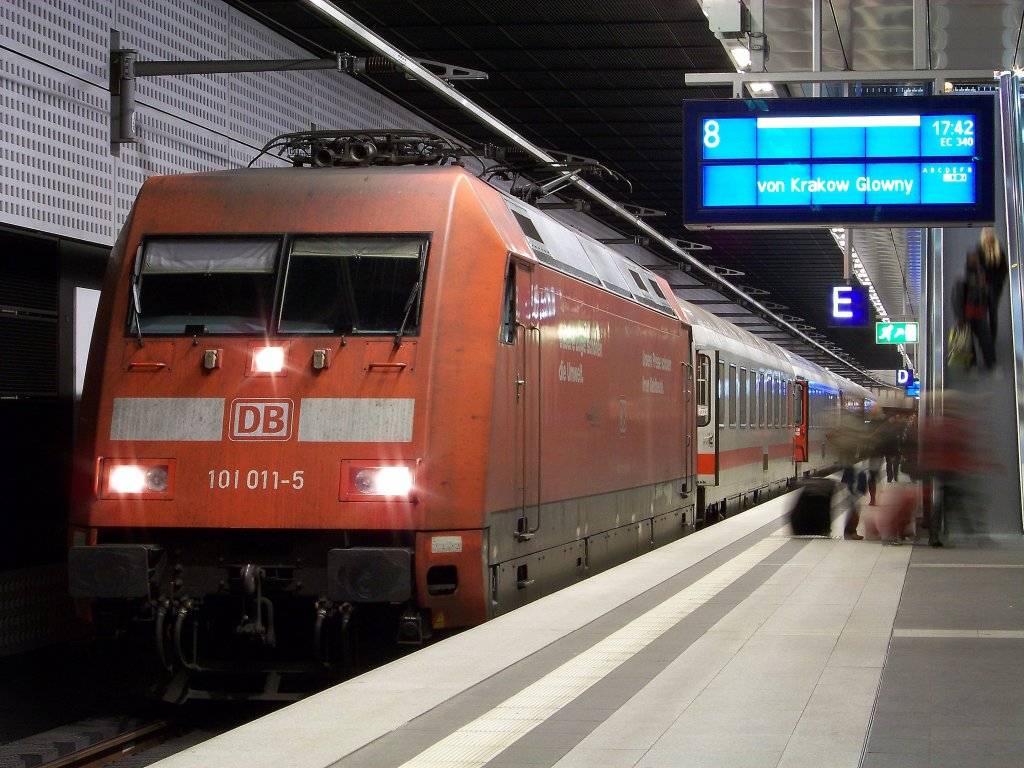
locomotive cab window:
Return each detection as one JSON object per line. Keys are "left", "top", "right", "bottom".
{"left": 279, "top": 235, "right": 428, "bottom": 336}
{"left": 131, "top": 238, "right": 279, "bottom": 335}
{"left": 500, "top": 262, "right": 517, "bottom": 344}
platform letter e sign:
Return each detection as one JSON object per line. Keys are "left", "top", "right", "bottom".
{"left": 229, "top": 399, "right": 294, "bottom": 441}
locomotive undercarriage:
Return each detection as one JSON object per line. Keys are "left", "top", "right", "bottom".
{"left": 71, "top": 530, "right": 428, "bottom": 702}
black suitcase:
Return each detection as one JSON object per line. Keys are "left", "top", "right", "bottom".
{"left": 788, "top": 479, "right": 835, "bottom": 536}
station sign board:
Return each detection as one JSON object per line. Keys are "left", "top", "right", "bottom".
{"left": 828, "top": 284, "right": 869, "bottom": 327}
{"left": 896, "top": 367, "right": 914, "bottom": 386}
{"left": 876, "top": 321, "right": 918, "bottom": 344}
{"left": 682, "top": 95, "right": 995, "bottom": 228}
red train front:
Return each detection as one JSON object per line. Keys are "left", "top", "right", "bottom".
{"left": 68, "top": 133, "right": 695, "bottom": 699}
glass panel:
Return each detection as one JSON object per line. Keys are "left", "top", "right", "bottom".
{"left": 739, "top": 368, "right": 748, "bottom": 427}
{"left": 756, "top": 372, "right": 763, "bottom": 428}
{"left": 501, "top": 262, "right": 517, "bottom": 345}
{"left": 135, "top": 237, "right": 279, "bottom": 335}
{"left": 729, "top": 364, "right": 737, "bottom": 427}
{"left": 279, "top": 235, "right": 427, "bottom": 335}
{"left": 697, "top": 353, "right": 710, "bottom": 428}
{"left": 717, "top": 359, "right": 726, "bottom": 429}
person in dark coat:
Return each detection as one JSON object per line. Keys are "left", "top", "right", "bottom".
{"left": 980, "top": 227, "right": 1007, "bottom": 343}
{"left": 873, "top": 413, "right": 905, "bottom": 483}
{"left": 954, "top": 248, "right": 996, "bottom": 370}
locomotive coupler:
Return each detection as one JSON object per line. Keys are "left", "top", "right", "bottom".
{"left": 235, "top": 564, "right": 277, "bottom": 648}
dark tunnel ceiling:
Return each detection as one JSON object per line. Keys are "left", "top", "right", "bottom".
{"left": 226, "top": 0, "right": 909, "bottom": 379}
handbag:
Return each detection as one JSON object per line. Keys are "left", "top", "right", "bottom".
{"left": 946, "top": 323, "right": 975, "bottom": 368}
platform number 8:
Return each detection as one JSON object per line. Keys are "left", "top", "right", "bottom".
{"left": 703, "top": 120, "right": 721, "bottom": 149}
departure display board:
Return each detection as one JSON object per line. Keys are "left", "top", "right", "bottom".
{"left": 683, "top": 95, "right": 995, "bottom": 228}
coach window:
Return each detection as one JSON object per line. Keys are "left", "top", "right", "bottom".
{"left": 728, "top": 364, "right": 738, "bottom": 427}
{"left": 770, "top": 374, "right": 778, "bottom": 427}
{"left": 717, "top": 360, "right": 727, "bottom": 429}
{"left": 279, "top": 235, "right": 427, "bottom": 335}
{"left": 753, "top": 374, "right": 761, "bottom": 430}
{"left": 131, "top": 237, "right": 279, "bottom": 335}
{"left": 696, "top": 353, "right": 711, "bottom": 427}
{"left": 751, "top": 370, "right": 759, "bottom": 428}
{"left": 739, "top": 367, "right": 748, "bottom": 427}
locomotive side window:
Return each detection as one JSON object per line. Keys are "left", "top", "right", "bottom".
{"left": 500, "top": 262, "right": 517, "bottom": 344}
{"left": 132, "top": 238, "right": 279, "bottom": 335}
{"left": 696, "top": 353, "right": 711, "bottom": 428}
{"left": 279, "top": 235, "right": 427, "bottom": 336}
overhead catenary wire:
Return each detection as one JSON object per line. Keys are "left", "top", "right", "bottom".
{"left": 300, "top": 0, "right": 884, "bottom": 387}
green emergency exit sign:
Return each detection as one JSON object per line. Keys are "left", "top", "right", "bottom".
{"left": 875, "top": 321, "right": 919, "bottom": 344}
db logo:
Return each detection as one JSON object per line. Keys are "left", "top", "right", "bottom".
{"left": 229, "top": 399, "right": 294, "bottom": 441}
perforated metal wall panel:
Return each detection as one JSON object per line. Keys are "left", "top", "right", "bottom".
{"left": 1, "top": 0, "right": 111, "bottom": 86}
{"left": 2, "top": 0, "right": 443, "bottom": 246}
{"left": 2, "top": 56, "right": 115, "bottom": 241}
{"left": 0, "top": 565, "right": 83, "bottom": 657}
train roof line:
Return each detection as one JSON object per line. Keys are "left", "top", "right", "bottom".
{"left": 299, "top": 0, "right": 887, "bottom": 390}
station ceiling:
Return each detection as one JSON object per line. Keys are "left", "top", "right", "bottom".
{"left": 227, "top": 0, "right": 1024, "bottom": 386}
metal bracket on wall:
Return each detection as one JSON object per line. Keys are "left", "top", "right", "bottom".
{"left": 108, "top": 38, "right": 486, "bottom": 145}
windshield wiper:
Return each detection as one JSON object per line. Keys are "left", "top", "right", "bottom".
{"left": 130, "top": 247, "right": 144, "bottom": 348}
{"left": 394, "top": 279, "right": 421, "bottom": 347}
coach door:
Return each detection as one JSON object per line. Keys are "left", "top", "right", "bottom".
{"left": 695, "top": 351, "right": 718, "bottom": 485}
{"left": 511, "top": 263, "right": 540, "bottom": 539}
{"left": 793, "top": 379, "right": 809, "bottom": 463}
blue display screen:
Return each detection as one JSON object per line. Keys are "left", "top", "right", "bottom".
{"left": 684, "top": 96, "right": 995, "bottom": 227}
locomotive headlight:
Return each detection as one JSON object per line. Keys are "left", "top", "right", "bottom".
{"left": 102, "top": 460, "right": 174, "bottom": 498}
{"left": 252, "top": 346, "right": 286, "bottom": 374}
{"left": 109, "top": 465, "right": 146, "bottom": 494}
{"left": 145, "top": 466, "right": 169, "bottom": 493}
{"left": 353, "top": 466, "right": 412, "bottom": 496}
{"left": 341, "top": 461, "right": 417, "bottom": 501}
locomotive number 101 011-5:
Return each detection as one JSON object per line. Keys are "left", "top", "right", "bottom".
{"left": 208, "top": 469, "right": 306, "bottom": 491}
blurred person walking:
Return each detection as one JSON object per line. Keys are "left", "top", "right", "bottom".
{"left": 917, "top": 396, "right": 989, "bottom": 547}
{"left": 980, "top": 227, "right": 1007, "bottom": 343}
{"left": 951, "top": 249, "right": 996, "bottom": 370}
{"left": 827, "top": 411, "right": 869, "bottom": 539}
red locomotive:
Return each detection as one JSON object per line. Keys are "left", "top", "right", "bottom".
{"left": 68, "top": 132, "right": 698, "bottom": 699}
